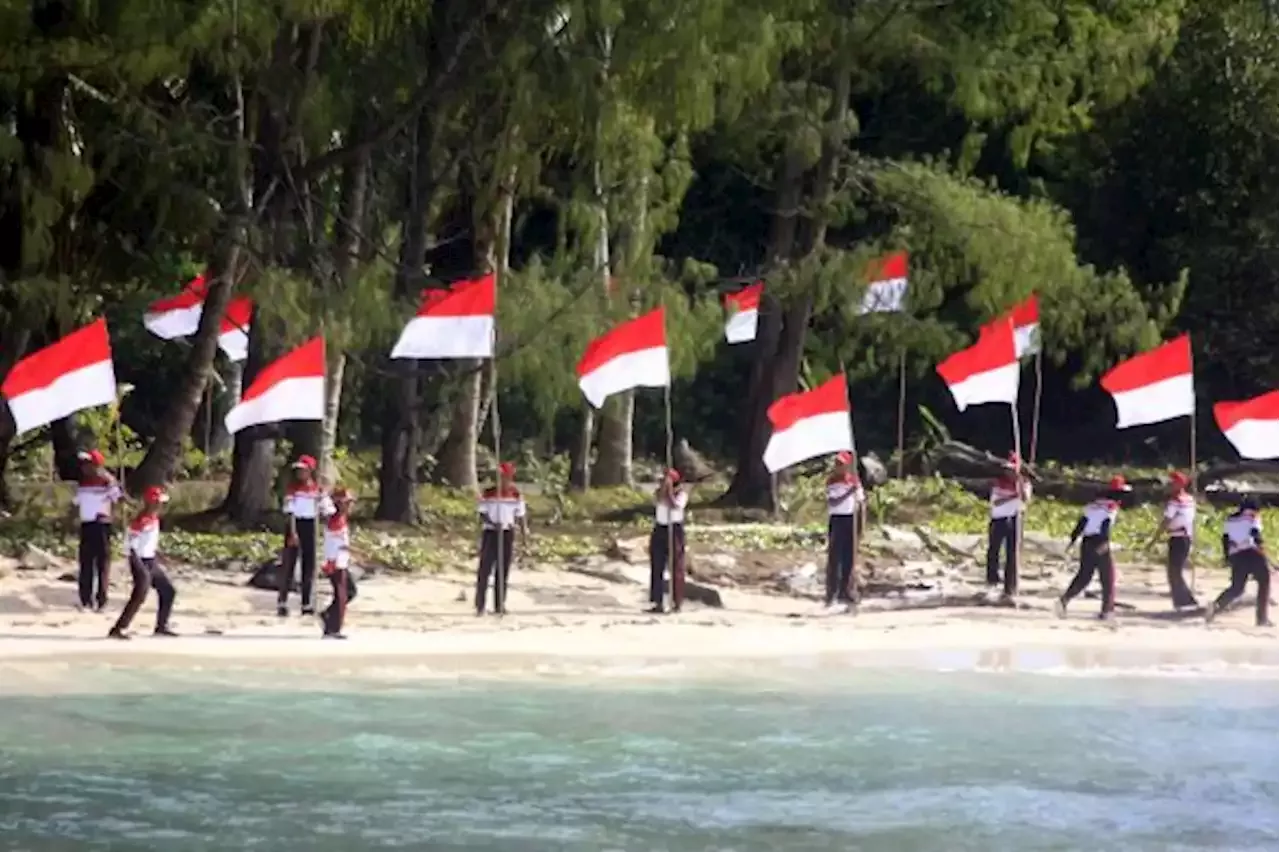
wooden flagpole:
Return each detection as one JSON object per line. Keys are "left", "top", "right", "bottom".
{"left": 1029, "top": 349, "right": 1043, "bottom": 464}
{"left": 1187, "top": 347, "right": 1197, "bottom": 595}
{"left": 1008, "top": 320, "right": 1024, "bottom": 599}
{"left": 663, "top": 382, "right": 678, "bottom": 611}
{"left": 841, "top": 359, "right": 860, "bottom": 608}
{"left": 896, "top": 350, "right": 907, "bottom": 478}
{"left": 491, "top": 276, "right": 506, "bottom": 617}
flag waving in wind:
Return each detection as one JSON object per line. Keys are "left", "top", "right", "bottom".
{"left": 224, "top": 337, "right": 326, "bottom": 435}
{"left": 576, "top": 308, "right": 670, "bottom": 409}
{"left": 144, "top": 272, "right": 252, "bottom": 362}
{"left": 1099, "top": 335, "right": 1194, "bottom": 429}
{"left": 1, "top": 319, "right": 118, "bottom": 436}
{"left": 859, "top": 252, "right": 908, "bottom": 314}
{"left": 936, "top": 320, "right": 1020, "bottom": 411}
{"left": 1213, "top": 390, "right": 1278, "bottom": 460}
{"left": 723, "top": 282, "right": 762, "bottom": 344}
{"left": 982, "top": 294, "right": 1040, "bottom": 358}
{"left": 762, "top": 375, "right": 854, "bottom": 473}
{"left": 390, "top": 273, "right": 496, "bottom": 360}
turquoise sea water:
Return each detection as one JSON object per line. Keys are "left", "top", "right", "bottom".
{"left": 0, "top": 663, "right": 1276, "bottom": 851}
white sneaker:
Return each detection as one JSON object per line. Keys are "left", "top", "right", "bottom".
{"left": 1054, "top": 598, "right": 1066, "bottom": 619}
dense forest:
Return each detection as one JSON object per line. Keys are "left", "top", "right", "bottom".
{"left": 0, "top": 0, "right": 1275, "bottom": 521}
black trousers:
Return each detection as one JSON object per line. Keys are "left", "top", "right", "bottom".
{"left": 279, "top": 518, "right": 318, "bottom": 612}
{"left": 321, "top": 569, "right": 358, "bottom": 634}
{"left": 1062, "top": 535, "right": 1116, "bottom": 614}
{"left": 77, "top": 521, "right": 112, "bottom": 609}
{"left": 826, "top": 515, "right": 858, "bottom": 604}
{"left": 985, "top": 515, "right": 1019, "bottom": 595}
{"left": 1166, "top": 537, "right": 1198, "bottom": 609}
{"left": 475, "top": 529, "right": 515, "bottom": 613}
{"left": 111, "top": 554, "right": 176, "bottom": 633}
{"left": 1212, "top": 550, "right": 1272, "bottom": 626}
{"left": 649, "top": 523, "right": 686, "bottom": 609}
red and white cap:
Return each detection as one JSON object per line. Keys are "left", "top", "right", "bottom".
{"left": 77, "top": 449, "right": 106, "bottom": 466}
{"left": 1108, "top": 475, "right": 1132, "bottom": 492}
{"left": 292, "top": 454, "right": 318, "bottom": 470}
{"left": 143, "top": 485, "right": 170, "bottom": 503}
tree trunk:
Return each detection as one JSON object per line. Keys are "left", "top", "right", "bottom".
{"left": 594, "top": 393, "right": 634, "bottom": 486}
{"left": 224, "top": 428, "right": 278, "bottom": 524}
{"left": 569, "top": 410, "right": 595, "bottom": 490}
{"left": 0, "top": 328, "right": 31, "bottom": 507}
{"left": 435, "top": 368, "right": 482, "bottom": 487}
{"left": 51, "top": 418, "right": 81, "bottom": 480}
{"left": 318, "top": 352, "right": 345, "bottom": 485}
{"left": 209, "top": 360, "right": 242, "bottom": 456}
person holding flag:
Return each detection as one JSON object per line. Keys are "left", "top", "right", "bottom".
{"left": 319, "top": 487, "right": 359, "bottom": 638}
{"left": 648, "top": 469, "right": 689, "bottom": 614}
{"left": 1206, "top": 496, "right": 1274, "bottom": 628}
{"left": 1056, "top": 475, "right": 1132, "bottom": 620}
{"left": 986, "top": 453, "right": 1030, "bottom": 602}
{"left": 825, "top": 451, "right": 865, "bottom": 612}
{"left": 109, "top": 485, "right": 178, "bottom": 639}
{"left": 1143, "top": 470, "right": 1199, "bottom": 611}
{"left": 71, "top": 449, "right": 124, "bottom": 612}
{"left": 475, "top": 462, "right": 527, "bottom": 616}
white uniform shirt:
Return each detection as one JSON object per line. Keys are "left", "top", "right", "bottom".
{"left": 989, "top": 476, "right": 1030, "bottom": 520}
{"left": 127, "top": 513, "right": 161, "bottom": 559}
{"left": 826, "top": 475, "right": 865, "bottom": 517}
{"left": 1224, "top": 510, "right": 1263, "bottom": 555}
{"left": 1163, "top": 493, "right": 1196, "bottom": 538}
{"left": 479, "top": 487, "right": 527, "bottom": 530}
{"left": 73, "top": 478, "right": 122, "bottom": 523}
{"left": 323, "top": 515, "right": 351, "bottom": 570}
{"left": 655, "top": 489, "right": 689, "bottom": 526}
{"left": 283, "top": 483, "right": 323, "bottom": 520}
{"left": 1080, "top": 499, "right": 1120, "bottom": 536}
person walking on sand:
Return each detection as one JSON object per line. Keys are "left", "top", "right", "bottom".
{"left": 475, "top": 462, "right": 527, "bottom": 616}
{"left": 279, "top": 454, "right": 323, "bottom": 618}
{"left": 72, "top": 449, "right": 123, "bottom": 612}
{"left": 1056, "top": 475, "right": 1132, "bottom": 621}
{"left": 986, "top": 452, "right": 1030, "bottom": 603}
{"left": 648, "top": 468, "right": 689, "bottom": 614}
{"left": 109, "top": 485, "right": 178, "bottom": 639}
{"left": 1144, "top": 470, "right": 1198, "bottom": 610}
{"left": 319, "top": 487, "right": 358, "bottom": 639}
{"left": 1206, "top": 497, "right": 1274, "bottom": 627}
{"left": 824, "top": 451, "right": 865, "bottom": 613}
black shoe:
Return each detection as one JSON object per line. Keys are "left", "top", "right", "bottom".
{"left": 276, "top": 605, "right": 289, "bottom": 617}
{"left": 154, "top": 627, "right": 178, "bottom": 637}
{"left": 300, "top": 607, "right": 316, "bottom": 617}
{"left": 95, "top": 600, "right": 108, "bottom": 612}
{"left": 1257, "top": 619, "right": 1274, "bottom": 628}
{"left": 322, "top": 632, "right": 347, "bottom": 640}
{"left": 475, "top": 608, "right": 485, "bottom": 617}
{"left": 107, "top": 627, "right": 130, "bottom": 640}
{"left": 647, "top": 605, "right": 664, "bottom": 614}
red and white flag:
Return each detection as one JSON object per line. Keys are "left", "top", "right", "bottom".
{"left": 1, "top": 319, "right": 118, "bottom": 436}
{"left": 763, "top": 375, "right": 853, "bottom": 473}
{"left": 144, "top": 272, "right": 252, "bottom": 362}
{"left": 1099, "top": 334, "right": 1194, "bottom": 429}
{"left": 224, "top": 337, "right": 326, "bottom": 435}
{"left": 576, "top": 307, "right": 669, "bottom": 409}
{"left": 723, "top": 282, "right": 762, "bottom": 344}
{"left": 1213, "top": 390, "right": 1279, "bottom": 460}
{"left": 859, "top": 251, "right": 908, "bottom": 314}
{"left": 982, "top": 294, "right": 1040, "bottom": 357}
{"left": 936, "top": 319, "right": 1020, "bottom": 411}
{"left": 390, "top": 273, "right": 496, "bottom": 360}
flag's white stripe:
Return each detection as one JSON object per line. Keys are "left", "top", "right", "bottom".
{"left": 7, "top": 359, "right": 117, "bottom": 437}
{"left": 725, "top": 309, "right": 758, "bottom": 344}
{"left": 390, "top": 315, "right": 494, "bottom": 360}
{"left": 1015, "top": 322, "right": 1040, "bottom": 357}
{"left": 946, "top": 362, "right": 1020, "bottom": 412}
{"left": 858, "top": 277, "right": 907, "bottom": 315}
{"left": 1222, "top": 419, "right": 1279, "bottom": 460}
{"left": 1109, "top": 373, "right": 1194, "bottom": 429}
{"left": 763, "top": 410, "right": 852, "bottom": 473}
{"left": 144, "top": 304, "right": 203, "bottom": 340}
{"left": 578, "top": 346, "right": 669, "bottom": 409}
{"left": 218, "top": 328, "right": 249, "bottom": 362}
{"left": 225, "top": 376, "right": 325, "bottom": 435}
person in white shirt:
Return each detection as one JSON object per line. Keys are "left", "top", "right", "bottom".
{"left": 109, "top": 485, "right": 177, "bottom": 639}
{"left": 824, "top": 451, "right": 865, "bottom": 610}
{"left": 648, "top": 468, "right": 689, "bottom": 614}
{"left": 1057, "top": 475, "right": 1131, "bottom": 620}
{"left": 279, "top": 454, "right": 324, "bottom": 617}
{"left": 71, "top": 449, "right": 123, "bottom": 611}
{"left": 986, "top": 452, "right": 1030, "bottom": 601}
{"left": 319, "top": 487, "right": 358, "bottom": 638}
{"left": 1146, "top": 470, "right": 1198, "bottom": 610}
{"left": 474, "top": 462, "right": 528, "bottom": 616}
{"left": 1206, "top": 497, "right": 1273, "bottom": 627}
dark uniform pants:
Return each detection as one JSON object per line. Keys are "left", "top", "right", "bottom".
{"left": 1166, "top": 537, "right": 1198, "bottom": 609}
{"left": 111, "top": 554, "right": 176, "bottom": 633}
{"left": 279, "top": 518, "right": 318, "bottom": 612}
{"left": 1212, "top": 550, "right": 1271, "bottom": 626}
{"left": 475, "top": 528, "right": 515, "bottom": 613}
{"left": 1062, "top": 535, "right": 1116, "bottom": 614}
{"left": 985, "top": 515, "right": 1019, "bottom": 595}
{"left": 78, "top": 521, "right": 112, "bottom": 609}
{"left": 826, "top": 514, "right": 858, "bottom": 604}
{"left": 321, "top": 569, "right": 358, "bottom": 634}
{"left": 649, "top": 523, "right": 686, "bottom": 610}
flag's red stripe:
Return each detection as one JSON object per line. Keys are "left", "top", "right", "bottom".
{"left": 766, "top": 375, "right": 849, "bottom": 432}
{"left": 1214, "top": 389, "right": 1279, "bottom": 432}
{"left": 415, "top": 273, "right": 496, "bottom": 318}
{"left": 1, "top": 319, "right": 113, "bottom": 399}
{"left": 240, "top": 337, "right": 325, "bottom": 404}
{"left": 724, "top": 282, "right": 763, "bottom": 312}
{"left": 1100, "top": 334, "right": 1192, "bottom": 394}
{"left": 576, "top": 308, "right": 666, "bottom": 377}
{"left": 868, "top": 251, "right": 907, "bottom": 285}
{"left": 937, "top": 320, "right": 1017, "bottom": 385}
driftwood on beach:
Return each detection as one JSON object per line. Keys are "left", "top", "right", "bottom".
{"left": 923, "top": 440, "right": 1279, "bottom": 507}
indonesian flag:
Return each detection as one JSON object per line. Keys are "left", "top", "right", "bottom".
{"left": 982, "top": 294, "right": 1040, "bottom": 357}
{"left": 144, "top": 272, "right": 253, "bottom": 362}
{"left": 1213, "top": 390, "right": 1279, "bottom": 460}
{"left": 723, "top": 282, "right": 762, "bottom": 344}
{"left": 859, "top": 251, "right": 908, "bottom": 314}
{"left": 1, "top": 319, "right": 118, "bottom": 436}
{"left": 390, "top": 273, "right": 495, "bottom": 360}
{"left": 936, "top": 319, "right": 1020, "bottom": 411}
{"left": 576, "top": 307, "right": 670, "bottom": 409}
{"left": 763, "top": 375, "right": 854, "bottom": 473}
{"left": 224, "top": 337, "right": 326, "bottom": 435}
{"left": 1099, "top": 334, "right": 1194, "bottom": 429}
